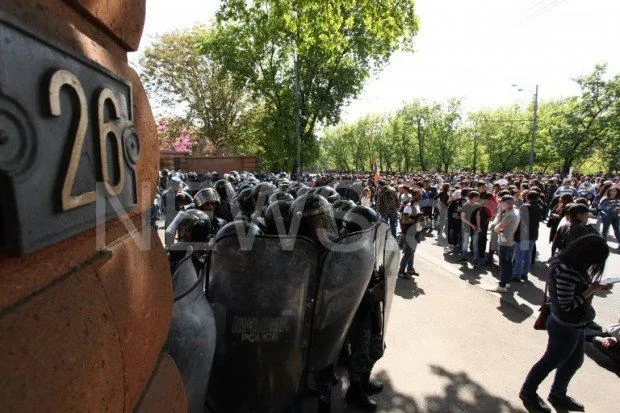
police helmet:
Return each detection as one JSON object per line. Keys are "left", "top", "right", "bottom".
{"left": 264, "top": 200, "right": 293, "bottom": 235}
{"left": 269, "top": 191, "right": 295, "bottom": 204}
{"left": 236, "top": 188, "right": 256, "bottom": 218}
{"left": 342, "top": 205, "right": 379, "bottom": 234}
{"left": 332, "top": 199, "right": 357, "bottom": 229}
{"left": 315, "top": 186, "right": 340, "bottom": 203}
{"left": 290, "top": 194, "right": 337, "bottom": 244}
{"left": 215, "top": 220, "right": 263, "bottom": 242}
{"left": 168, "top": 210, "right": 212, "bottom": 243}
{"left": 194, "top": 188, "right": 220, "bottom": 210}
{"left": 214, "top": 179, "right": 234, "bottom": 201}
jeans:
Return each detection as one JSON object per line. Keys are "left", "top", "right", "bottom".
{"left": 522, "top": 316, "right": 585, "bottom": 397}
{"left": 436, "top": 203, "right": 448, "bottom": 234}
{"left": 383, "top": 211, "right": 398, "bottom": 238}
{"left": 488, "top": 223, "right": 499, "bottom": 254}
{"left": 513, "top": 240, "right": 534, "bottom": 278}
{"left": 399, "top": 231, "right": 418, "bottom": 272}
{"left": 461, "top": 225, "right": 471, "bottom": 256}
{"left": 601, "top": 217, "right": 620, "bottom": 243}
{"left": 498, "top": 245, "right": 514, "bottom": 287}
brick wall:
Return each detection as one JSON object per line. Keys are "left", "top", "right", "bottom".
{"left": 160, "top": 151, "right": 259, "bottom": 174}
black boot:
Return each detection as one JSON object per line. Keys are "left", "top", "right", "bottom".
{"left": 362, "top": 372, "right": 384, "bottom": 395}
{"left": 317, "top": 397, "right": 331, "bottom": 413}
{"left": 346, "top": 380, "right": 377, "bottom": 412}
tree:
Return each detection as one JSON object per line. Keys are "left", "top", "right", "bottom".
{"left": 201, "top": 0, "right": 419, "bottom": 172}
{"left": 427, "top": 99, "right": 464, "bottom": 172}
{"left": 156, "top": 116, "right": 196, "bottom": 153}
{"left": 547, "top": 64, "right": 620, "bottom": 174}
{"left": 470, "top": 106, "right": 530, "bottom": 172}
{"left": 139, "top": 26, "right": 260, "bottom": 155}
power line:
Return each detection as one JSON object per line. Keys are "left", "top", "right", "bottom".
{"left": 515, "top": 0, "right": 551, "bottom": 18}
{"left": 519, "top": 0, "right": 566, "bottom": 23}
{"left": 520, "top": 0, "right": 562, "bottom": 22}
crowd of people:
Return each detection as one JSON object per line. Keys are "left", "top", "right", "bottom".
{"left": 154, "top": 167, "right": 620, "bottom": 413}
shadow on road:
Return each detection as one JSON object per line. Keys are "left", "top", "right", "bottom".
{"left": 344, "top": 366, "right": 527, "bottom": 413}
{"left": 497, "top": 294, "right": 534, "bottom": 323}
{"left": 395, "top": 278, "right": 426, "bottom": 300}
{"left": 425, "top": 365, "right": 527, "bottom": 413}
{"left": 343, "top": 370, "right": 421, "bottom": 413}
{"left": 585, "top": 343, "right": 620, "bottom": 378}
{"left": 528, "top": 261, "right": 549, "bottom": 283}
{"left": 514, "top": 281, "right": 545, "bottom": 308}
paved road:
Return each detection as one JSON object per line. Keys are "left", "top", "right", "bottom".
{"left": 340, "top": 224, "right": 620, "bottom": 413}
{"left": 415, "top": 223, "right": 620, "bottom": 328}
{"left": 159, "top": 218, "right": 619, "bottom": 412}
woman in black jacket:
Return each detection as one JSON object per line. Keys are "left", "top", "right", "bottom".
{"left": 519, "top": 234, "right": 612, "bottom": 413}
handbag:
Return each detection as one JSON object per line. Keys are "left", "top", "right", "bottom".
{"left": 534, "top": 283, "right": 550, "bottom": 330}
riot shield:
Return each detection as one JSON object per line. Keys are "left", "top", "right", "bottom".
{"left": 164, "top": 248, "right": 216, "bottom": 413}
{"left": 308, "top": 227, "right": 376, "bottom": 372}
{"left": 380, "top": 223, "right": 400, "bottom": 344}
{"left": 336, "top": 186, "right": 361, "bottom": 203}
{"left": 207, "top": 235, "right": 317, "bottom": 413}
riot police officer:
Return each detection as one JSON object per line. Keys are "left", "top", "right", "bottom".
{"left": 342, "top": 206, "right": 385, "bottom": 412}
{"left": 166, "top": 209, "right": 212, "bottom": 274}
{"left": 162, "top": 176, "right": 193, "bottom": 247}
{"left": 290, "top": 194, "right": 339, "bottom": 412}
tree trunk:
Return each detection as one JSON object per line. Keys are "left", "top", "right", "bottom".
{"left": 417, "top": 119, "right": 427, "bottom": 171}
{"left": 562, "top": 158, "right": 572, "bottom": 175}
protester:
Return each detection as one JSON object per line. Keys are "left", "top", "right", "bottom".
{"left": 398, "top": 188, "right": 423, "bottom": 279}
{"left": 598, "top": 185, "right": 620, "bottom": 246}
{"left": 520, "top": 235, "right": 612, "bottom": 413}
{"left": 376, "top": 181, "right": 400, "bottom": 238}
{"left": 487, "top": 195, "right": 520, "bottom": 293}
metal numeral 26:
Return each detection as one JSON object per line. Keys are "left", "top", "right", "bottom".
{"left": 48, "top": 69, "right": 130, "bottom": 211}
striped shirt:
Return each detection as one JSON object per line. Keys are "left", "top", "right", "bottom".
{"left": 554, "top": 186, "right": 579, "bottom": 198}
{"left": 554, "top": 264, "right": 586, "bottom": 311}
{"left": 549, "top": 261, "right": 595, "bottom": 327}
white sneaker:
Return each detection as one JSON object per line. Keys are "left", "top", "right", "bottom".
{"left": 486, "top": 285, "right": 509, "bottom": 293}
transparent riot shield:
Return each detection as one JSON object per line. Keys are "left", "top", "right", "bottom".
{"left": 164, "top": 248, "right": 216, "bottom": 413}
{"left": 207, "top": 235, "right": 317, "bottom": 413}
{"left": 380, "top": 223, "right": 400, "bottom": 344}
{"left": 307, "top": 227, "right": 376, "bottom": 372}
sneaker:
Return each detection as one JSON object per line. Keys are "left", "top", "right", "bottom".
{"left": 521, "top": 275, "right": 529, "bottom": 281}
{"left": 512, "top": 277, "right": 522, "bottom": 283}
{"left": 398, "top": 272, "right": 412, "bottom": 280}
{"left": 406, "top": 269, "right": 419, "bottom": 276}
{"left": 519, "top": 391, "right": 551, "bottom": 413}
{"left": 547, "top": 394, "right": 584, "bottom": 412}
{"left": 458, "top": 255, "right": 468, "bottom": 262}
{"left": 487, "top": 285, "right": 509, "bottom": 293}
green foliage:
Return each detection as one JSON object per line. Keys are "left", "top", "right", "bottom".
{"left": 469, "top": 105, "right": 530, "bottom": 172}
{"left": 139, "top": 26, "right": 262, "bottom": 155}
{"left": 200, "top": 0, "right": 419, "bottom": 171}
{"left": 545, "top": 64, "right": 619, "bottom": 173}
{"left": 320, "top": 65, "right": 620, "bottom": 174}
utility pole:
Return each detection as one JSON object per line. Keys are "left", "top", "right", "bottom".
{"left": 529, "top": 84, "right": 539, "bottom": 175}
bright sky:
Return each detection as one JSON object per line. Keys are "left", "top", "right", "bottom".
{"left": 130, "top": 0, "right": 620, "bottom": 121}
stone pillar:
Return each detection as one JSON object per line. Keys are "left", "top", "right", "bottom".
{"left": 0, "top": 1, "right": 186, "bottom": 411}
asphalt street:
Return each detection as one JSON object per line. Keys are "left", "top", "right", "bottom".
{"left": 340, "top": 223, "right": 620, "bottom": 413}
{"left": 158, "top": 220, "right": 619, "bottom": 412}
